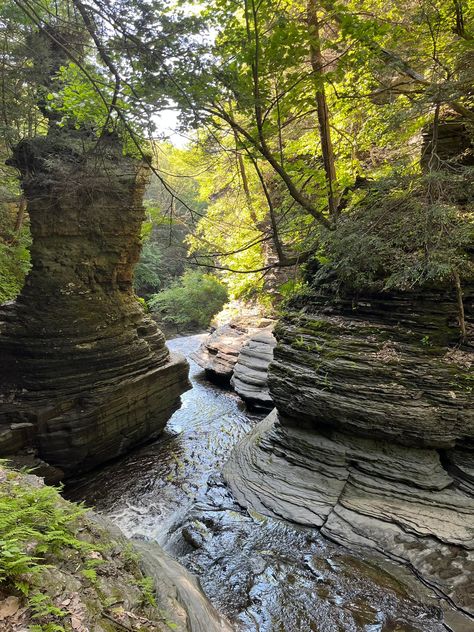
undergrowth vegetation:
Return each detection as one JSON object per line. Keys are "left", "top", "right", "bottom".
{"left": 318, "top": 168, "right": 474, "bottom": 292}
{"left": 0, "top": 464, "right": 173, "bottom": 632}
{"left": 148, "top": 270, "right": 228, "bottom": 330}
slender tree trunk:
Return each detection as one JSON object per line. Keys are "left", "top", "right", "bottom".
{"left": 234, "top": 132, "right": 259, "bottom": 225}
{"left": 453, "top": 271, "right": 467, "bottom": 343}
{"left": 307, "top": 0, "right": 338, "bottom": 219}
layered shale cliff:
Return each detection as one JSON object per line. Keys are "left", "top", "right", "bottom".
{"left": 0, "top": 131, "right": 190, "bottom": 478}
{"left": 224, "top": 286, "right": 474, "bottom": 625}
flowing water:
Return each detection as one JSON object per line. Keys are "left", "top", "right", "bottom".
{"left": 67, "top": 334, "right": 448, "bottom": 632}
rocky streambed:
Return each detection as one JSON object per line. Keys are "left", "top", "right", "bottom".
{"left": 67, "top": 334, "right": 455, "bottom": 632}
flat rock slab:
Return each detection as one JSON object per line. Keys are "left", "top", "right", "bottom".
{"left": 191, "top": 321, "right": 273, "bottom": 384}
{"left": 230, "top": 328, "right": 276, "bottom": 410}
{"left": 224, "top": 409, "right": 474, "bottom": 621}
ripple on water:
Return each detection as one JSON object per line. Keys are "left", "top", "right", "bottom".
{"left": 66, "top": 334, "right": 447, "bottom": 632}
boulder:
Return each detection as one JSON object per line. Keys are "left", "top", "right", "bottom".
{"left": 191, "top": 323, "right": 251, "bottom": 382}
{"left": 230, "top": 328, "right": 276, "bottom": 410}
{"left": 0, "top": 131, "right": 190, "bottom": 476}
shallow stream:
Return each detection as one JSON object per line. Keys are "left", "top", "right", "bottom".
{"left": 67, "top": 334, "right": 447, "bottom": 632}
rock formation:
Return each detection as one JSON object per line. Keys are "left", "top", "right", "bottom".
{"left": 0, "top": 130, "right": 190, "bottom": 477}
{"left": 230, "top": 328, "right": 276, "bottom": 410}
{"left": 0, "top": 464, "right": 232, "bottom": 632}
{"left": 191, "top": 317, "right": 276, "bottom": 409}
{"left": 191, "top": 323, "right": 251, "bottom": 382}
{"left": 191, "top": 317, "right": 273, "bottom": 384}
{"left": 224, "top": 286, "right": 474, "bottom": 625}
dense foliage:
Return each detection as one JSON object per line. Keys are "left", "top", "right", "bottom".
{"left": 0, "top": 0, "right": 472, "bottom": 331}
{"left": 148, "top": 271, "right": 228, "bottom": 330}
{"left": 0, "top": 465, "right": 168, "bottom": 631}
{"left": 319, "top": 168, "right": 474, "bottom": 291}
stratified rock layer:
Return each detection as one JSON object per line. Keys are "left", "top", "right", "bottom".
{"left": 191, "top": 318, "right": 273, "bottom": 383}
{"left": 224, "top": 287, "right": 474, "bottom": 623}
{"left": 0, "top": 131, "right": 190, "bottom": 476}
{"left": 270, "top": 288, "right": 474, "bottom": 447}
{"left": 230, "top": 328, "right": 276, "bottom": 410}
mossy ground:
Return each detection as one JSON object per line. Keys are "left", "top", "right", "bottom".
{"left": 0, "top": 464, "right": 177, "bottom": 632}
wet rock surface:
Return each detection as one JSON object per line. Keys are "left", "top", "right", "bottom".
{"left": 224, "top": 287, "right": 474, "bottom": 627}
{"left": 230, "top": 329, "right": 276, "bottom": 410}
{"left": 166, "top": 474, "right": 447, "bottom": 632}
{"left": 133, "top": 538, "right": 233, "bottom": 632}
{"left": 0, "top": 465, "right": 229, "bottom": 632}
{"left": 0, "top": 131, "right": 190, "bottom": 476}
{"left": 68, "top": 335, "right": 455, "bottom": 632}
{"left": 224, "top": 410, "right": 474, "bottom": 621}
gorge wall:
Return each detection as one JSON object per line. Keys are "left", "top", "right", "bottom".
{"left": 224, "top": 285, "right": 474, "bottom": 626}
{"left": 0, "top": 130, "right": 190, "bottom": 478}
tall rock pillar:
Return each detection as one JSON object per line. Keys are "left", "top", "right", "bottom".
{"left": 0, "top": 130, "right": 190, "bottom": 476}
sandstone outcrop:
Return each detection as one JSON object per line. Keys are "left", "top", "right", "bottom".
{"left": 191, "top": 323, "right": 251, "bottom": 382}
{"left": 230, "top": 328, "right": 276, "bottom": 410}
{"left": 0, "top": 131, "right": 190, "bottom": 477}
{"left": 191, "top": 317, "right": 273, "bottom": 384}
{"left": 224, "top": 286, "right": 474, "bottom": 624}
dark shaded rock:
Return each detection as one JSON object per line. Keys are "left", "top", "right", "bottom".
{"left": 230, "top": 328, "right": 276, "bottom": 410}
{"left": 0, "top": 131, "right": 190, "bottom": 476}
{"left": 270, "top": 288, "right": 473, "bottom": 448}
{"left": 421, "top": 119, "right": 474, "bottom": 168}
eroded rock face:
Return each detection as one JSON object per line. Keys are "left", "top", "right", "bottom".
{"left": 224, "top": 410, "right": 474, "bottom": 619}
{"left": 270, "top": 288, "right": 474, "bottom": 448}
{"left": 0, "top": 131, "right": 190, "bottom": 476}
{"left": 230, "top": 328, "right": 276, "bottom": 410}
{"left": 191, "top": 318, "right": 273, "bottom": 384}
{"left": 224, "top": 287, "right": 474, "bottom": 622}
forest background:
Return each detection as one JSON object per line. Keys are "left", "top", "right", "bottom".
{"left": 0, "top": 0, "right": 472, "bottom": 333}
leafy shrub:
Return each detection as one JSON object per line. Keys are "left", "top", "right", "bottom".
{"left": 318, "top": 168, "right": 474, "bottom": 292}
{"left": 134, "top": 242, "right": 163, "bottom": 297}
{"left": 0, "top": 469, "right": 90, "bottom": 594}
{"left": 0, "top": 205, "right": 31, "bottom": 304}
{"left": 0, "top": 465, "right": 166, "bottom": 632}
{"left": 148, "top": 270, "right": 228, "bottom": 329}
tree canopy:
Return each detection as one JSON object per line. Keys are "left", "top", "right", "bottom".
{"left": 0, "top": 0, "right": 472, "bottom": 333}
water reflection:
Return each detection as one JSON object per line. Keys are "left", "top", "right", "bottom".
{"left": 67, "top": 335, "right": 262, "bottom": 542}
{"left": 67, "top": 334, "right": 446, "bottom": 632}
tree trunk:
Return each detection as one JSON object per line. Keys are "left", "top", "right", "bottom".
{"left": 307, "top": 0, "right": 338, "bottom": 219}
